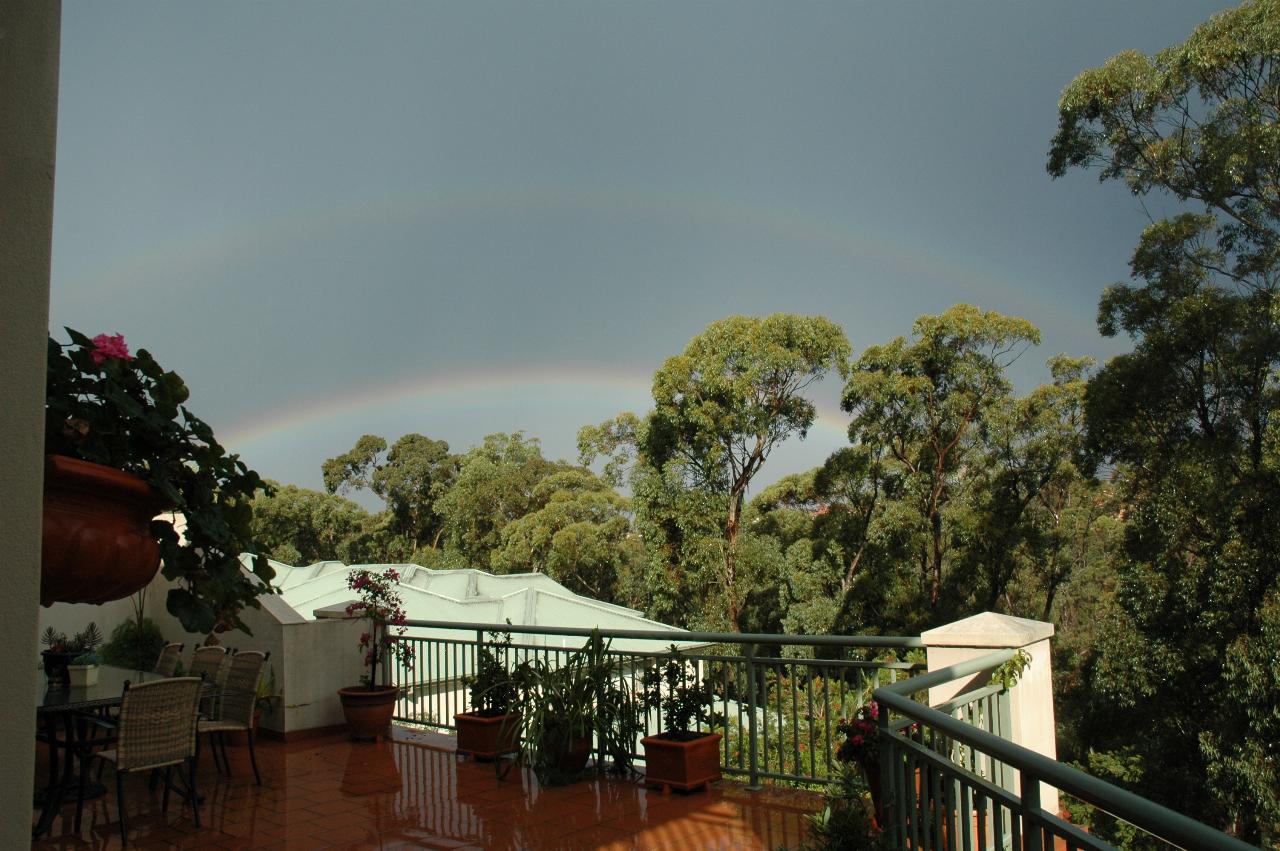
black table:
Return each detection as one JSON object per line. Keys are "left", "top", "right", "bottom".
{"left": 33, "top": 666, "right": 168, "bottom": 839}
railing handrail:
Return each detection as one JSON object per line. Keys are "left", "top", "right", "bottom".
{"left": 876, "top": 673, "right": 1257, "bottom": 851}
{"left": 394, "top": 618, "right": 926, "bottom": 649}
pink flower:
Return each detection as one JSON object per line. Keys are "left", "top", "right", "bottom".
{"left": 359, "top": 632, "right": 370, "bottom": 644}
{"left": 851, "top": 735, "right": 864, "bottom": 746}
{"left": 90, "top": 333, "right": 133, "bottom": 365}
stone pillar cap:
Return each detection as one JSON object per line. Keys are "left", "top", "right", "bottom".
{"left": 921, "top": 612, "right": 1053, "bottom": 648}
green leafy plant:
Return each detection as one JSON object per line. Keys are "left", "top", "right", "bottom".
{"left": 510, "top": 630, "right": 642, "bottom": 785}
{"left": 465, "top": 628, "right": 518, "bottom": 716}
{"left": 803, "top": 765, "right": 887, "bottom": 851}
{"left": 344, "top": 567, "right": 413, "bottom": 689}
{"left": 989, "top": 649, "right": 1031, "bottom": 691}
{"left": 71, "top": 650, "right": 103, "bottom": 667}
{"left": 45, "top": 328, "right": 274, "bottom": 635}
{"left": 640, "top": 645, "right": 723, "bottom": 740}
{"left": 101, "top": 617, "right": 166, "bottom": 670}
{"left": 41, "top": 622, "right": 104, "bottom": 656}
{"left": 256, "top": 664, "right": 282, "bottom": 713}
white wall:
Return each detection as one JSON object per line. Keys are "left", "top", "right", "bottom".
{"left": 0, "top": 2, "right": 60, "bottom": 847}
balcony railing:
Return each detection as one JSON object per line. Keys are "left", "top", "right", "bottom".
{"left": 386, "top": 619, "right": 1252, "bottom": 851}
{"left": 387, "top": 619, "right": 923, "bottom": 786}
{"left": 875, "top": 651, "right": 1254, "bottom": 851}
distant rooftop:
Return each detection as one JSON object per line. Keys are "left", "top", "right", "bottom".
{"left": 247, "top": 556, "right": 703, "bottom": 653}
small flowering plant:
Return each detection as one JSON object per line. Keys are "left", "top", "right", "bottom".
{"left": 45, "top": 328, "right": 274, "bottom": 636}
{"left": 345, "top": 567, "right": 414, "bottom": 689}
{"left": 835, "top": 700, "right": 881, "bottom": 767}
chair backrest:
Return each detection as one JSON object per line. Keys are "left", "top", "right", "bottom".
{"left": 115, "top": 677, "right": 202, "bottom": 772}
{"left": 217, "top": 651, "right": 268, "bottom": 727}
{"left": 189, "top": 645, "right": 232, "bottom": 717}
{"left": 187, "top": 645, "right": 228, "bottom": 682}
{"left": 154, "top": 642, "right": 184, "bottom": 677}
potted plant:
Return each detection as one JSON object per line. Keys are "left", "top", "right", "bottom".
{"left": 44, "top": 328, "right": 274, "bottom": 636}
{"left": 40, "top": 622, "right": 103, "bottom": 685}
{"left": 836, "top": 701, "right": 884, "bottom": 828}
{"left": 255, "top": 664, "right": 282, "bottom": 729}
{"left": 455, "top": 629, "right": 521, "bottom": 760}
{"left": 639, "top": 646, "right": 725, "bottom": 793}
{"left": 67, "top": 650, "right": 103, "bottom": 688}
{"left": 337, "top": 567, "right": 413, "bottom": 742}
{"left": 509, "top": 630, "right": 641, "bottom": 786}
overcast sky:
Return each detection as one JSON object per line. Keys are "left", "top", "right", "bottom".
{"left": 50, "top": 1, "right": 1229, "bottom": 501}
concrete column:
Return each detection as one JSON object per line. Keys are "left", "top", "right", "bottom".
{"left": 922, "top": 611, "right": 1058, "bottom": 815}
{"left": 0, "top": 1, "right": 60, "bottom": 846}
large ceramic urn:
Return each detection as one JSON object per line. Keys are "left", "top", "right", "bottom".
{"left": 41, "top": 455, "right": 164, "bottom": 606}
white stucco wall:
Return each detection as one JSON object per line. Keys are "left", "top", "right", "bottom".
{"left": 0, "top": 2, "right": 60, "bottom": 847}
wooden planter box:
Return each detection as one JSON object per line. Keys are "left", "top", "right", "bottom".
{"left": 454, "top": 711, "right": 521, "bottom": 760}
{"left": 641, "top": 732, "right": 722, "bottom": 793}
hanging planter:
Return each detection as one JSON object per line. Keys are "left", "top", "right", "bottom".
{"left": 41, "top": 455, "right": 164, "bottom": 606}
{"left": 43, "top": 328, "right": 274, "bottom": 635}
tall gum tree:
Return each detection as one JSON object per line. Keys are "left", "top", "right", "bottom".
{"left": 647, "top": 314, "right": 850, "bottom": 630}
{"left": 1048, "top": 1, "right": 1280, "bottom": 839}
{"left": 841, "top": 304, "right": 1040, "bottom": 614}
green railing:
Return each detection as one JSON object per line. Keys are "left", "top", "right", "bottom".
{"left": 874, "top": 652, "right": 1256, "bottom": 851}
{"left": 387, "top": 619, "right": 924, "bottom": 787}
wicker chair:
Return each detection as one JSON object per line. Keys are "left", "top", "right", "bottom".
{"left": 154, "top": 642, "right": 184, "bottom": 677}
{"left": 198, "top": 650, "right": 269, "bottom": 784}
{"left": 76, "top": 677, "right": 204, "bottom": 846}
{"left": 187, "top": 645, "right": 230, "bottom": 717}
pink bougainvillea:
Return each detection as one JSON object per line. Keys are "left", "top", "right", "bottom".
{"left": 345, "top": 567, "right": 414, "bottom": 688}
{"left": 90, "top": 333, "right": 133, "bottom": 365}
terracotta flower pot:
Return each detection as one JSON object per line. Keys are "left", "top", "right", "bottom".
{"left": 338, "top": 685, "right": 399, "bottom": 742}
{"left": 41, "top": 455, "right": 164, "bottom": 606}
{"left": 641, "top": 732, "right": 723, "bottom": 793}
{"left": 455, "top": 711, "right": 521, "bottom": 760}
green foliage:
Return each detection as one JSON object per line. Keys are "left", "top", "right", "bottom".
{"left": 43, "top": 622, "right": 105, "bottom": 655}
{"left": 465, "top": 629, "right": 518, "bottom": 714}
{"left": 322, "top": 433, "right": 458, "bottom": 552}
{"left": 510, "top": 631, "right": 642, "bottom": 785}
{"left": 250, "top": 482, "right": 380, "bottom": 565}
{"left": 255, "top": 664, "right": 282, "bottom": 712}
{"left": 101, "top": 617, "right": 166, "bottom": 671}
{"left": 803, "top": 766, "right": 887, "bottom": 851}
{"left": 640, "top": 646, "right": 724, "bottom": 738}
{"left": 491, "top": 468, "right": 641, "bottom": 601}
{"left": 436, "top": 432, "right": 571, "bottom": 568}
{"left": 988, "top": 649, "right": 1031, "bottom": 691}
{"left": 1049, "top": 2, "right": 1280, "bottom": 840}
{"left": 71, "top": 651, "right": 103, "bottom": 666}
{"left": 647, "top": 314, "right": 851, "bottom": 629}
{"left": 45, "top": 329, "right": 274, "bottom": 635}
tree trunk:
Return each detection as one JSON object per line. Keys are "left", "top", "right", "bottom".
{"left": 725, "top": 494, "right": 742, "bottom": 631}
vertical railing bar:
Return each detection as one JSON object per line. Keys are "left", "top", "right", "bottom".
{"left": 745, "top": 644, "right": 760, "bottom": 789}
{"left": 806, "top": 664, "right": 816, "bottom": 779}
{"left": 791, "top": 663, "right": 800, "bottom": 777}
{"left": 823, "top": 672, "right": 833, "bottom": 777}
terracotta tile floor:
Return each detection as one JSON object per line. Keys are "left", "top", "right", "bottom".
{"left": 32, "top": 727, "right": 822, "bottom": 849}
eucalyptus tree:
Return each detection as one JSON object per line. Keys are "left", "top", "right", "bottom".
{"left": 322, "top": 433, "right": 457, "bottom": 552}
{"left": 647, "top": 314, "right": 850, "bottom": 630}
{"left": 249, "top": 482, "right": 380, "bottom": 566}
{"left": 491, "top": 468, "right": 643, "bottom": 603}
{"left": 1048, "top": 2, "right": 1280, "bottom": 838}
{"left": 842, "top": 305, "right": 1040, "bottom": 619}
{"left": 435, "top": 432, "right": 570, "bottom": 569}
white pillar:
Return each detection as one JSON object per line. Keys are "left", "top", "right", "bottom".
{"left": 922, "top": 612, "right": 1058, "bottom": 815}
{"left": 0, "top": 1, "right": 60, "bottom": 846}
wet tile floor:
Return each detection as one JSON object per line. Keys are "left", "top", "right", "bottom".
{"left": 32, "top": 727, "right": 821, "bottom": 849}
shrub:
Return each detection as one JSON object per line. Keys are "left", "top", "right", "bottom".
{"left": 101, "top": 617, "right": 166, "bottom": 670}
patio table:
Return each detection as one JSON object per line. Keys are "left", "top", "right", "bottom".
{"left": 33, "top": 665, "right": 183, "bottom": 839}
